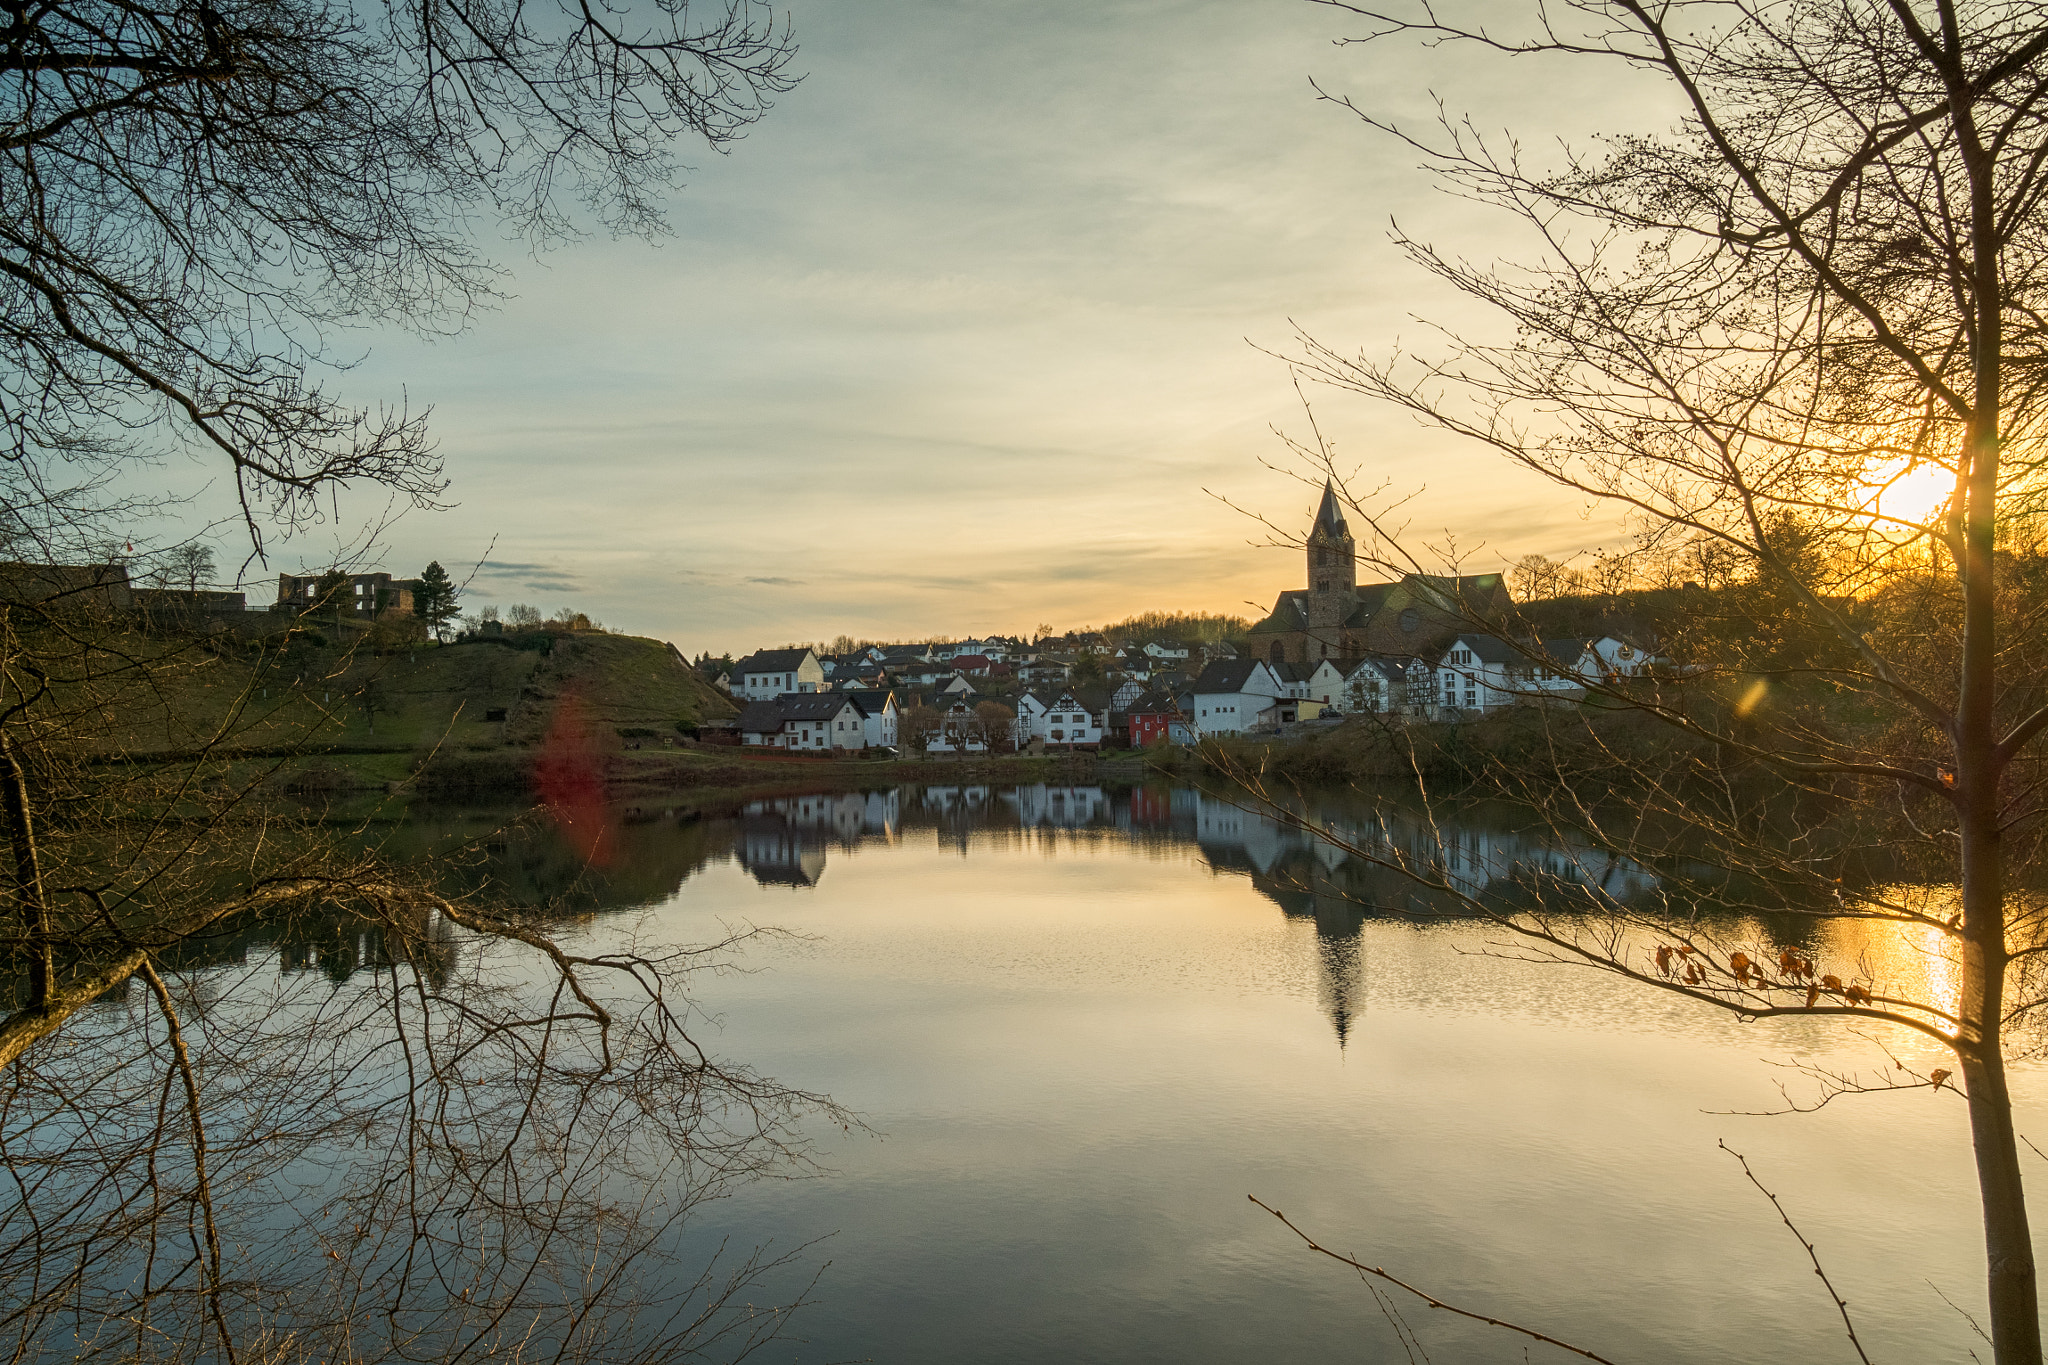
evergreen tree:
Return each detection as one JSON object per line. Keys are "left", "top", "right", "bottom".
{"left": 414, "top": 561, "right": 458, "bottom": 641}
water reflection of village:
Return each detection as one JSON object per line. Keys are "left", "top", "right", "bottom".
{"left": 695, "top": 783, "right": 1657, "bottom": 1046}
{"left": 121, "top": 785, "right": 1657, "bottom": 1047}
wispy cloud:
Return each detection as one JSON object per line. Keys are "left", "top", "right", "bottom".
{"left": 470, "top": 560, "right": 580, "bottom": 592}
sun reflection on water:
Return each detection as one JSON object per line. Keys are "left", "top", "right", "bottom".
{"left": 1814, "top": 886, "right": 1963, "bottom": 1041}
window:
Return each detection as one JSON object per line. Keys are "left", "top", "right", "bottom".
{"left": 1401, "top": 609, "right": 1419, "bottom": 633}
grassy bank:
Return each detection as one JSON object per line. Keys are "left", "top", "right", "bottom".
{"left": 1194, "top": 703, "right": 1720, "bottom": 795}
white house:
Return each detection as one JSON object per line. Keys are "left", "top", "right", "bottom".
{"left": 1333, "top": 657, "right": 1417, "bottom": 714}
{"left": 735, "top": 648, "right": 824, "bottom": 700}
{"left": 1581, "top": 635, "right": 1661, "bottom": 680}
{"left": 1142, "top": 641, "right": 1191, "bottom": 662}
{"left": 1013, "top": 690, "right": 1048, "bottom": 741}
{"left": 737, "top": 694, "right": 867, "bottom": 749}
{"left": 1434, "top": 636, "right": 1523, "bottom": 713}
{"left": 1435, "top": 635, "right": 1585, "bottom": 714}
{"left": 923, "top": 699, "right": 992, "bottom": 753}
{"left": 845, "top": 691, "right": 900, "bottom": 748}
{"left": 1028, "top": 688, "right": 1104, "bottom": 749}
{"left": 1188, "top": 660, "right": 1289, "bottom": 736}
{"left": 1306, "top": 659, "right": 1348, "bottom": 705}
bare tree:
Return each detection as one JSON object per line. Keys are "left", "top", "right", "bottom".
{"left": 0, "top": 0, "right": 795, "bottom": 553}
{"left": 156, "top": 543, "right": 216, "bottom": 595}
{"left": 1267, "top": 0, "right": 2048, "bottom": 1359}
{"left": 1509, "top": 552, "right": 1567, "bottom": 602}
{"left": 0, "top": 0, "right": 826, "bottom": 1350}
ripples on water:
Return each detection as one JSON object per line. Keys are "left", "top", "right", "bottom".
{"left": 265, "top": 785, "right": 2038, "bottom": 1361}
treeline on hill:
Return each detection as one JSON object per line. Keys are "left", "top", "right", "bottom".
{"left": 710, "top": 611, "right": 1254, "bottom": 667}
{"left": 1095, "top": 611, "right": 1249, "bottom": 647}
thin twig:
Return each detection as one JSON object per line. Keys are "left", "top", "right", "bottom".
{"left": 1719, "top": 1141, "right": 1872, "bottom": 1364}
{"left": 139, "top": 958, "right": 240, "bottom": 1365}
{"left": 1248, "top": 1196, "right": 1623, "bottom": 1364}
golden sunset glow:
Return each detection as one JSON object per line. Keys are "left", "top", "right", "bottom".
{"left": 1871, "top": 461, "right": 1956, "bottom": 527}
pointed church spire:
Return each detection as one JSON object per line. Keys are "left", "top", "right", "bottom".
{"left": 1314, "top": 479, "right": 1348, "bottom": 537}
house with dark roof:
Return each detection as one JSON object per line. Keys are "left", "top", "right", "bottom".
{"left": 1434, "top": 634, "right": 1586, "bottom": 714}
{"left": 1189, "top": 659, "right": 1289, "bottom": 736}
{"left": 833, "top": 663, "right": 890, "bottom": 689}
{"left": 1014, "top": 687, "right": 1106, "bottom": 749}
{"left": 735, "top": 648, "right": 824, "bottom": 700}
{"left": 737, "top": 692, "right": 867, "bottom": 750}
{"left": 1018, "top": 655, "right": 1071, "bottom": 684}
{"left": 1126, "top": 689, "right": 1189, "bottom": 746}
{"left": 1243, "top": 481, "right": 1514, "bottom": 666}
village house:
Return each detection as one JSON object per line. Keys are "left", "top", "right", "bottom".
{"left": 1576, "top": 635, "right": 1663, "bottom": 680}
{"left": 1018, "top": 656, "right": 1071, "bottom": 684}
{"left": 735, "top": 648, "right": 825, "bottom": 700}
{"left": 833, "top": 662, "right": 890, "bottom": 689}
{"left": 1013, "top": 689, "right": 1048, "bottom": 741}
{"left": 1032, "top": 688, "right": 1105, "bottom": 749}
{"left": 1125, "top": 690, "right": 1189, "bottom": 746}
{"left": 1434, "top": 634, "right": 1589, "bottom": 714}
{"left": 1306, "top": 658, "right": 1349, "bottom": 706}
{"left": 1188, "top": 659, "right": 1289, "bottom": 736}
{"left": 923, "top": 698, "right": 993, "bottom": 754}
{"left": 845, "top": 690, "right": 900, "bottom": 748}
{"left": 1344, "top": 657, "right": 1423, "bottom": 714}
{"left": 736, "top": 693, "right": 868, "bottom": 750}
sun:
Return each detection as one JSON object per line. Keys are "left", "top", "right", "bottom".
{"left": 1870, "top": 461, "right": 1955, "bottom": 527}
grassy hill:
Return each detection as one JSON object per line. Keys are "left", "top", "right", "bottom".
{"left": 79, "top": 626, "right": 737, "bottom": 794}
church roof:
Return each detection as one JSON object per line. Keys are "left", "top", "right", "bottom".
{"left": 1314, "top": 480, "right": 1348, "bottom": 538}
{"left": 1246, "top": 579, "right": 1401, "bottom": 636}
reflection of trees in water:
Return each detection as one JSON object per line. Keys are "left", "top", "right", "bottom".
{"left": 362, "top": 784, "right": 1648, "bottom": 1048}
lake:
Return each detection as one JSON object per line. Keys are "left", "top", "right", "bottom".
{"left": 379, "top": 780, "right": 2021, "bottom": 1365}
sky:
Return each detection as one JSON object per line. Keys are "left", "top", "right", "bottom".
{"left": 152, "top": 0, "right": 1671, "bottom": 656}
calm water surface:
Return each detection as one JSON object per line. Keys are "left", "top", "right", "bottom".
{"left": 403, "top": 783, "right": 2023, "bottom": 1364}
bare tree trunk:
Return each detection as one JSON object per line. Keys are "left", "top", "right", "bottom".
{"left": 1952, "top": 55, "right": 2038, "bottom": 1353}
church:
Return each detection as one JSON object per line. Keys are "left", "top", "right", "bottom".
{"left": 1243, "top": 481, "right": 1513, "bottom": 666}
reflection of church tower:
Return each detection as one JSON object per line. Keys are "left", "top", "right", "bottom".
{"left": 1305, "top": 481, "right": 1356, "bottom": 632}
{"left": 1312, "top": 894, "right": 1366, "bottom": 1049}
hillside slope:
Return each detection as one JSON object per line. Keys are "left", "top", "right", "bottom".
{"left": 86, "top": 628, "right": 733, "bottom": 764}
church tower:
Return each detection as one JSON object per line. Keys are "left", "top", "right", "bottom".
{"left": 1304, "top": 481, "right": 1356, "bottom": 632}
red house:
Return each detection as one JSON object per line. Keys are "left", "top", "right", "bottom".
{"left": 1127, "top": 691, "right": 1183, "bottom": 746}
